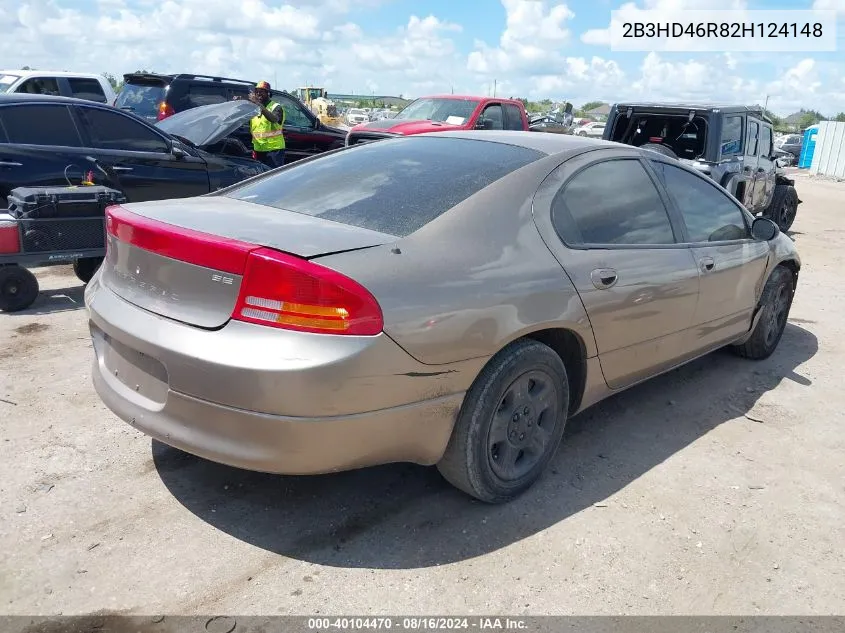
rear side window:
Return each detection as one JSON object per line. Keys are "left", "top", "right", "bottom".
{"left": 187, "top": 84, "right": 228, "bottom": 108}
{"left": 224, "top": 136, "right": 544, "bottom": 237}
{"left": 68, "top": 78, "right": 107, "bottom": 103}
{"left": 504, "top": 104, "right": 524, "bottom": 130}
{"left": 552, "top": 159, "right": 676, "bottom": 246}
{"left": 77, "top": 107, "right": 169, "bottom": 153}
{"left": 115, "top": 82, "right": 167, "bottom": 120}
{"left": 0, "top": 104, "right": 82, "bottom": 147}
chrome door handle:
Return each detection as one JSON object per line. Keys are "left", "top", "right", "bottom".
{"left": 699, "top": 257, "right": 715, "bottom": 272}
{"left": 590, "top": 268, "right": 618, "bottom": 290}
{"left": 0, "top": 161, "right": 22, "bottom": 167}
{"left": 111, "top": 166, "right": 133, "bottom": 172}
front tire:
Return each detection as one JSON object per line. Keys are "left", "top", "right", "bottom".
{"left": 764, "top": 184, "right": 799, "bottom": 232}
{"left": 0, "top": 265, "right": 39, "bottom": 312}
{"left": 732, "top": 266, "right": 794, "bottom": 360}
{"left": 437, "top": 339, "right": 569, "bottom": 503}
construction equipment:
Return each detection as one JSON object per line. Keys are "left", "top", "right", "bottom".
{"left": 296, "top": 86, "right": 344, "bottom": 127}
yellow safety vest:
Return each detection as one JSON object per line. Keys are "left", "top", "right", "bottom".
{"left": 250, "top": 101, "right": 286, "bottom": 152}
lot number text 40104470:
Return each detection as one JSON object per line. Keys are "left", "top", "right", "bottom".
{"left": 609, "top": 9, "right": 837, "bottom": 52}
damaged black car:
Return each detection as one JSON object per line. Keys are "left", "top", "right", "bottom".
{"left": 0, "top": 95, "right": 269, "bottom": 207}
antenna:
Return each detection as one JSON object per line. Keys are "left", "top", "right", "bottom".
{"left": 493, "top": 79, "right": 497, "bottom": 97}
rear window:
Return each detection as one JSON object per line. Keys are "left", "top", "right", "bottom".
{"left": 115, "top": 81, "right": 166, "bottom": 120}
{"left": 224, "top": 136, "right": 544, "bottom": 237}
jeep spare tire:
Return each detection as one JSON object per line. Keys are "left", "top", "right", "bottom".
{"left": 639, "top": 143, "right": 678, "bottom": 159}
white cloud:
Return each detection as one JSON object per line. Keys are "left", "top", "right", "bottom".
{"left": 468, "top": 0, "right": 575, "bottom": 76}
{"left": 2, "top": 0, "right": 843, "bottom": 116}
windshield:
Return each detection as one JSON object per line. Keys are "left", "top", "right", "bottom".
{"left": 393, "top": 98, "right": 479, "bottom": 124}
{"left": 0, "top": 74, "right": 20, "bottom": 92}
{"left": 115, "top": 82, "right": 166, "bottom": 121}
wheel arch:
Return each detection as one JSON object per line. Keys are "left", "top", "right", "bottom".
{"left": 524, "top": 328, "right": 588, "bottom": 415}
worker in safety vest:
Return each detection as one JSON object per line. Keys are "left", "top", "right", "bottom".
{"left": 247, "top": 81, "right": 286, "bottom": 168}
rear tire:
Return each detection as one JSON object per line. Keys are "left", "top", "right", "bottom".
{"left": 0, "top": 265, "right": 39, "bottom": 312}
{"left": 732, "top": 266, "right": 794, "bottom": 360}
{"left": 640, "top": 142, "right": 679, "bottom": 159}
{"left": 436, "top": 339, "right": 569, "bottom": 503}
{"left": 73, "top": 257, "right": 103, "bottom": 284}
{"left": 764, "top": 184, "right": 798, "bottom": 232}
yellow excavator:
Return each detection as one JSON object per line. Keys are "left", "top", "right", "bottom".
{"left": 296, "top": 87, "right": 344, "bottom": 127}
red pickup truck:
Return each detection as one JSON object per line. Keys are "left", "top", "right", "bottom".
{"left": 346, "top": 95, "right": 534, "bottom": 146}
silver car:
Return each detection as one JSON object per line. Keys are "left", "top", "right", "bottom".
{"left": 86, "top": 131, "right": 800, "bottom": 503}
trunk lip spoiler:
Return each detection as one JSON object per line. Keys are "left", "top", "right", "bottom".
{"left": 106, "top": 204, "right": 261, "bottom": 275}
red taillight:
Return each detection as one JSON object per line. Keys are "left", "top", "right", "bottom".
{"left": 0, "top": 219, "right": 20, "bottom": 255}
{"left": 156, "top": 101, "right": 175, "bottom": 121}
{"left": 232, "top": 248, "right": 383, "bottom": 336}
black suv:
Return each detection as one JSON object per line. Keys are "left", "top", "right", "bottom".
{"left": 115, "top": 73, "right": 346, "bottom": 163}
{"left": 603, "top": 103, "right": 800, "bottom": 231}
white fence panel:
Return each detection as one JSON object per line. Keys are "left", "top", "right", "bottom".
{"left": 810, "top": 121, "right": 845, "bottom": 179}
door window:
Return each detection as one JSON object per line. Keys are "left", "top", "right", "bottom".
{"left": 653, "top": 161, "right": 749, "bottom": 242}
{"left": 0, "top": 104, "right": 83, "bottom": 146}
{"left": 275, "top": 95, "right": 310, "bottom": 127}
{"left": 481, "top": 104, "right": 504, "bottom": 130}
{"left": 552, "top": 159, "right": 677, "bottom": 246}
{"left": 16, "top": 77, "right": 60, "bottom": 96}
{"left": 77, "top": 106, "right": 169, "bottom": 153}
{"left": 68, "top": 78, "right": 107, "bottom": 103}
{"left": 720, "top": 115, "right": 743, "bottom": 156}
{"left": 503, "top": 104, "right": 524, "bottom": 130}
{"left": 745, "top": 120, "right": 759, "bottom": 157}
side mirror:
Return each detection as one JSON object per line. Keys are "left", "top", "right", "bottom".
{"left": 751, "top": 217, "right": 780, "bottom": 241}
{"left": 172, "top": 145, "right": 186, "bottom": 159}
{"left": 475, "top": 118, "right": 494, "bottom": 130}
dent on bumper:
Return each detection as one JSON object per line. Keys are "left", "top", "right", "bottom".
{"left": 86, "top": 276, "right": 476, "bottom": 473}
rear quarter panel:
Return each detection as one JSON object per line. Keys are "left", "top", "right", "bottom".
{"left": 314, "top": 154, "right": 598, "bottom": 366}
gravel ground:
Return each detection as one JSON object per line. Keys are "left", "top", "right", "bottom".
{"left": 1, "top": 173, "right": 843, "bottom": 616}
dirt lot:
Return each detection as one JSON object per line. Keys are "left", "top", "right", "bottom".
{"left": 1, "top": 173, "right": 844, "bottom": 616}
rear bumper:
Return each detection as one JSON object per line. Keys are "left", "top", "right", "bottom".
{"left": 86, "top": 275, "right": 478, "bottom": 473}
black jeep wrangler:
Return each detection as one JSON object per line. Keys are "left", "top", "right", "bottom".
{"left": 603, "top": 103, "right": 800, "bottom": 231}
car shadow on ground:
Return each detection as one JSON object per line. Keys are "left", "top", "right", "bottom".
{"left": 154, "top": 323, "right": 817, "bottom": 570}
{"left": 6, "top": 284, "right": 86, "bottom": 316}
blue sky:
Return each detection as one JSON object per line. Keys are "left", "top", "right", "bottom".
{"left": 2, "top": 0, "right": 844, "bottom": 115}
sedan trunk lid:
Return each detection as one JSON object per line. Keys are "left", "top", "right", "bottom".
{"left": 100, "top": 196, "right": 393, "bottom": 328}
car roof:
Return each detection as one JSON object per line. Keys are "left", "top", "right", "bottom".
{"left": 613, "top": 101, "right": 764, "bottom": 114}
{"left": 412, "top": 130, "right": 618, "bottom": 156}
{"left": 0, "top": 69, "right": 106, "bottom": 80}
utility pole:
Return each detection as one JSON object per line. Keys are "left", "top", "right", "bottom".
{"left": 764, "top": 94, "right": 769, "bottom": 113}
